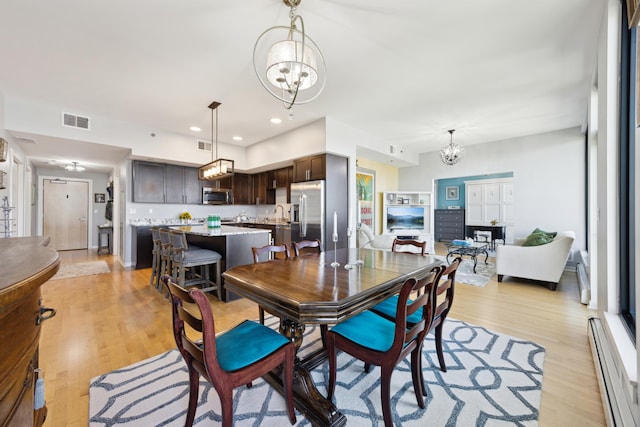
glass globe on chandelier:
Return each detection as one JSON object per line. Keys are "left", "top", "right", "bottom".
{"left": 440, "top": 129, "right": 463, "bottom": 166}
{"left": 253, "top": 0, "right": 326, "bottom": 111}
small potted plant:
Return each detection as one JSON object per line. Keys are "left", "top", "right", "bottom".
{"left": 490, "top": 219, "right": 498, "bottom": 226}
{"left": 179, "top": 211, "right": 192, "bottom": 224}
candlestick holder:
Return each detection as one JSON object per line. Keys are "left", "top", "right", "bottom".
{"left": 330, "top": 232, "right": 340, "bottom": 268}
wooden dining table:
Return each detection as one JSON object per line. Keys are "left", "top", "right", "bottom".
{"left": 222, "top": 247, "right": 443, "bottom": 427}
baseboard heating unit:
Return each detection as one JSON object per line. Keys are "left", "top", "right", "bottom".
{"left": 588, "top": 316, "right": 638, "bottom": 426}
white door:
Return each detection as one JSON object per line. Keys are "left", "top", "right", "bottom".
{"left": 43, "top": 179, "right": 89, "bottom": 250}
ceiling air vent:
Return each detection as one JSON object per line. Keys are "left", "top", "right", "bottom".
{"left": 197, "top": 140, "right": 212, "bottom": 152}
{"left": 62, "top": 112, "right": 90, "bottom": 130}
{"left": 389, "top": 144, "right": 398, "bottom": 155}
{"left": 16, "top": 137, "right": 36, "bottom": 144}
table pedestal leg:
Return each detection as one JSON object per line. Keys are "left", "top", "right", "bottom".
{"left": 268, "top": 318, "right": 346, "bottom": 427}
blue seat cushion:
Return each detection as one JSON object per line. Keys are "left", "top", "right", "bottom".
{"left": 216, "top": 320, "right": 290, "bottom": 372}
{"left": 371, "top": 295, "right": 423, "bottom": 325}
{"left": 330, "top": 310, "right": 396, "bottom": 352}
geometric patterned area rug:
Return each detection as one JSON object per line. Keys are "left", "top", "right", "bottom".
{"left": 50, "top": 260, "right": 111, "bottom": 280}
{"left": 89, "top": 318, "right": 544, "bottom": 426}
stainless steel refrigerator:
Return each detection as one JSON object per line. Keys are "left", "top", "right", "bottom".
{"left": 290, "top": 180, "right": 326, "bottom": 250}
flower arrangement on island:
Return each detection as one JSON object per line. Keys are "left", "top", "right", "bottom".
{"left": 179, "top": 211, "right": 192, "bottom": 221}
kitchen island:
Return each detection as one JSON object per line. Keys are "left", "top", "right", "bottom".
{"left": 169, "top": 224, "right": 271, "bottom": 301}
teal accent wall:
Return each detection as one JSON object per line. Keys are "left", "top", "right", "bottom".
{"left": 436, "top": 172, "right": 513, "bottom": 210}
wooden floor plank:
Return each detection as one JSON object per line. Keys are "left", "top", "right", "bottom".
{"left": 38, "top": 244, "right": 605, "bottom": 426}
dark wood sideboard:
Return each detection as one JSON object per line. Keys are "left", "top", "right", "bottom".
{"left": 0, "top": 237, "right": 59, "bottom": 427}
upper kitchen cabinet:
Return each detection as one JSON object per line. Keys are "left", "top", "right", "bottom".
{"left": 253, "top": 172, "right": 269, "bottom": 205}
{"left": 132, "top": 161, "right": 166, "bottom": 203}
{"left": 132, "top": 161, "right": 203, "bottom": 204}
{"left": 268, "top": 167, "right": 292, "bottom": 189}
{"left": 232, "top": 173, "right": 252, "bottom": 205}
{"left": 293, "top": 154, "right": 326, "bottom": 182}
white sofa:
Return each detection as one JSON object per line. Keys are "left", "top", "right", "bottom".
{"left": 358, "top": 224, "right": 396, "bottom": 250}
{"left": 358, "top": 224, "right": 434, "bottom": 254}
{"left": 496, "top": 230, "right": 575, "bottom": 290}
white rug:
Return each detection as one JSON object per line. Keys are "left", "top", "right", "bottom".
{"left": 89, "top": 318, "right": 544, "bottom": 426}
{"left": 51, "top": 260, "right": 111, "bottom": 280}
{"left": 435, "top": 256, "right": 496, "bottom": 287}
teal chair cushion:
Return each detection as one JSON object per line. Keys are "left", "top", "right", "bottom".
{"left": 216, "top": 320, "right": 290, "bottom": 372}
{"left": 371, "top": 295, "right": 422, "bottom": 325}
{"left": 330, "top": 310, "right": 396, "bottom": 352}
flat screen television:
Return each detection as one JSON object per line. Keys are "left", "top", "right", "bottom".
{"left": 385, "top": 206, "right": 425, "bottom": 233}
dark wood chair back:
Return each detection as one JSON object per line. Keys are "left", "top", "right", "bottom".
{"left": 391, "top": 238, "right": 426, "bottom": 256}
{"left": 161, "top": 275, "right": 296, "bottom": 427}
{"left": 429, "top": 256, "right": 462, "bottom": 373}
{"left": 293, "top": 239, "right": 321, "bottom": 256}
{"left": 252, "top": 244, "right": 290, "bottom": 263}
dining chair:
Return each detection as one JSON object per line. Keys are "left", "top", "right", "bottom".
{"left": 325, "top": 268, "right": 442, "bottom": 427}
{"left": 161, "top": 275, "right": 296, "bottom": 427}
{"left": 391, "top": 238, "right": 426, "bottom": 255}
{"left": 293, "top": 239, "right": 321, "bottom": 256}
{"left": 251, "top": 244, "right": 291, "bottom": 324}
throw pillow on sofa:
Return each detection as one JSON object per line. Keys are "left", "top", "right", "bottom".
{"left": 522, "top": 228, "right": 556, "bottom": 246}
{"left": 532, "top": 228, "right": 557, "bottom": 239}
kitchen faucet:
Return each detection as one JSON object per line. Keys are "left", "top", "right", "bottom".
{"left": 275, "top": 204, "right": 286, "bottom": 220}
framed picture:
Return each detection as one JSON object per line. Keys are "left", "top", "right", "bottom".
{"left": 95, "top": 193, "right": 106, "bottom": 203}
{"left": 356, "top": 168, "right": 376, "bottom": 231}
{"left": 446, "top": 186, "right": 459, "bottom": 201}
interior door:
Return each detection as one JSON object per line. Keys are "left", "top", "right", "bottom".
{"left": 43, "top": 179, "right": 89, "bottom": 250}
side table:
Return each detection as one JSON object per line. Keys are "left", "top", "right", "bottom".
{"left": 97, "top": 225, "right": 113, "bottom": 255}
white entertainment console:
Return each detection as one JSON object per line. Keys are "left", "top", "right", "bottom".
{"left": 382, "top": 191, "right": 435, "bottom": 253}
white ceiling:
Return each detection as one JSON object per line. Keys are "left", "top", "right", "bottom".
{"left": 0, "top": 0, "right": 604, "bottom": 172}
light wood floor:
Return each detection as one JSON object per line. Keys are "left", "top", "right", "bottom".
{"left": 39, "top": 245, "right": 605, "bottom": 427}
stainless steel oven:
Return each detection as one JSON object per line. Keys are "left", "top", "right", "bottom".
{"left": 202, "top": 187, "right": 233, "bottom": 205}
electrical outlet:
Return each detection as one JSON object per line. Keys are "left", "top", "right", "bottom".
{"left": 149, "top": 208, "right": 153, "bottom": 214}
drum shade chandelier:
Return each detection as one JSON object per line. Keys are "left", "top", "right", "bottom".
{"left": 198, "top": 101, "right": 234, "bottom": 180}
{"left": 253, "top": 0, "right": 326, "bottom": 110}
{"left": 440, "top": 129, "right": 464, "bottom": 166}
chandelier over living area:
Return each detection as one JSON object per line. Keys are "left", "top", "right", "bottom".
{"left": 440, "top": 129, "right": 463, "bottom": 166}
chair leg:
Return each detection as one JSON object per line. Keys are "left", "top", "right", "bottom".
{"left": 259, "top": 307, "right": 265, "bottom": 324}
{"left": 380, "top": 365, "right": 394, "bottom": 427}
{"left": 435, "top": 323, "right": 447, "bottom": 372}
{"left": 411, "top": 348, "right": 426, "bottom": 407}
{"left": 283, "top": 345, "right": 297, "bottom": 425}
{"left": 185, "top": 365, "right": 200, "bottom": 427}
{"left": 219, "top": 387, "right": 234, "bottom": 427}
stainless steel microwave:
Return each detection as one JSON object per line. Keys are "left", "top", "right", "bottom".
{"left": 202, "top": 187, "right": 233, "bottom": 205}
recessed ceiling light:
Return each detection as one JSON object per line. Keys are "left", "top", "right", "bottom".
{"left": 232, "top": 136, "right": 243, "bottom": 141}
{"left": 270, "top": 118, "right": 282, "bottom": 124}
{"left": 190, "top": 126, "right": 201, "bottom": 132}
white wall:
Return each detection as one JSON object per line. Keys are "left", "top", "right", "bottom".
{"left": 4, "top": 96, "right": 248, "bottom": 169}
{"left": 399, "top": 127, "right": 586, "bottom": 257}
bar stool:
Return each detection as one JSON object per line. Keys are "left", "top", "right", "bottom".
{"left": 158, "top": 229, "right": 173, "bottom": 293}
{"left": 149, "top": 227, "right": 162, "bottom": 290}
{"left": 169, "top": 230, "right": 223, "bottom": 301}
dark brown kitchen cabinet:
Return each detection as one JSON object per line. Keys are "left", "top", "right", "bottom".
{"left": 293, "top": 154, "right": 326, "bottom": 182}
{"left": 132, "top": 161, "right": 166, "bottom": 203}
{"left": 232, "top": 173, "right": 252, "bottom": 205}
{"left": 132, "top": 160, "right": 203, "bottom": 204}
{"left": 253, "top": 172, "right": 268, "bottom": 205}
{"left": 268, "top": 167, "right": 290, "bottom": 189}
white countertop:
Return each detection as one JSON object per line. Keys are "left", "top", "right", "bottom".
{"left": 168, "top": 224, "right": 271, "bottom": 237}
